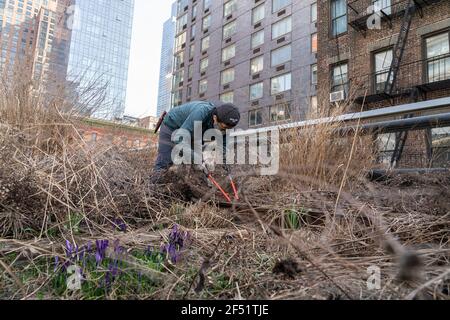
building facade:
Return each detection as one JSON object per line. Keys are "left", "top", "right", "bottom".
{"left": 171, "top": 0, "right": 318, "bottom": 129}
{"left": 317, "top": 0, "right": 450, "bottom": 167}
{"left": 157, "top": 2, "right": 177, "bottom": 117}
{"left": 0, "top": 0, "right": 72, "bottom": 88}
{"left": 77, "top": 117, "right": 157, "bottom": 150}
{"left": 67, "top": 0, "right": 135, "bottom": 119}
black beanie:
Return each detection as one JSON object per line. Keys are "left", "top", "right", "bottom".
{"left": 214, "top": 102, "right": 241, "bottom": 127}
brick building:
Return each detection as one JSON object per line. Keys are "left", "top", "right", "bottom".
{"left": 171, "top": 0, "right": 318, "bottom": 130}
{"left": 76, "top": 117, "right": 158, "bottom": 150}
{"left": 317, "top": 0, "right": 450, "bottom": 167}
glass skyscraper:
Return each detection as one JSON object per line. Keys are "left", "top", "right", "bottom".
{"left": 67, "top": 0, "right": 134, "bottom": 119}
{"left": 156, "top": 2, "right": 176, "bottom": 117}
{"left": 0, "top": 0, "right": 71, "bottom": 88}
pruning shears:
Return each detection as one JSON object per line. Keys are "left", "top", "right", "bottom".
{"left": 201, "top": 164, "right": 239, "bottom": 203}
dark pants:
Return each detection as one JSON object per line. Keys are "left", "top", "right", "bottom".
{"left": 154, "top": 124, "right": 175, "bottom": 171}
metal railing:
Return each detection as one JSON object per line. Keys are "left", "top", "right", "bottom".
{"left": 352, "top": 54, "right": 450, "bottom": 100}
{"left": 347, "top": 0, "right": 411, "bottom": 25}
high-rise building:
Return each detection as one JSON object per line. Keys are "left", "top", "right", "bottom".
{"left": 170, "top": 0, "right": 318, "bottom": 129}
{"left": 0, "top": 0, "right": 72, "bottom": 88}
{"left": 67, "top": 0, "right": 135, "bottom": 119}
{"left": 157, "top": 2, "right": 177, "bottom": 117}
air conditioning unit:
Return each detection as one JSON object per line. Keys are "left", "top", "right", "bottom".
{"left": 330, "top": 90, "right": 345, "bottom": 103}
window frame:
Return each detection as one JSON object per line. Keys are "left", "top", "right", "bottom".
{"left": 422, "top": 29, "right": 450, "bottom": 84}
{"left": 330, "top": 61, "right": 349, "bottom": 94}
{"left": 372, "top": 47, "right": 393, "bottom": 94}
{"left": 270, "top": 103, "right": 291, "bottom": 122}
{"left": 250, "top": 82, "right": 264, "bottom": 101}
{"left": 251, "top": 30, "right": 265, "bottom": 49}
{"left": 252, "top": 4, "right": 265, "bottom": 25}
{"left": 272, "top": 0, "right": 291, "bottom": 14}
{"left": 270, "top": 73, "right": 292, "bottom": 95}
{"left": 271, "top": 44, "right": 291, "bottom": 67}
{"left": 248, "top": 109, "right": 263, "bottom": 127}
{"left": 271, "top": 16, "right": 292, "bottom": 40}
{"left": 251, "top": 55, "right": 264, "bottom": 75}
{"left": 330, "top": 0, "right": 347, "bottom": 38}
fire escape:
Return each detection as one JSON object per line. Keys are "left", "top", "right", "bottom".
{"left": 347, "top": 0, "right": 448, "bottom": 167}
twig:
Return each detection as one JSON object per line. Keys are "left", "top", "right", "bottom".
{"left": 0, "top": 258, "right": 26, "bottom": 295}
{"left": 183, "top": 233, "right": 228, "bottom": 300}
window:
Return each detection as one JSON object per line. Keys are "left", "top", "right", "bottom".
{"left": 224, "top": 0, "right": 237, "bottom": 17}
{"left": 201, "top": 36, "right": 210, "bottom": 51}
{"left": 331, "top": 63, "right": 348, "bottom": 93}
{"left": 187, "top": 85, "right": 192, "bottom": 98}
{"left": 189, "top": 43, "right": 195, "bottom": 58}
{"left": 192, "top": 3, "right": 198, "bottom": 19}
{"left": 252, "top": 4, "right": 265, "bottom": 25}
{"left": 270, "top": 103, "right": 291, "bottom": 122}
{"left": 172, "top": 89, "right": 183, "bottom": 106}
{"left": 199, "top": 79, "right": 208, "bottom": 94}
{"left": 374, "top": 49, "right": 393, "bottom": 93}
{"left": 174, "top": 51, "right": 185, "bottom": 70}
{"left": 271, "top": 73, "right": 291, "bottom": 95}
{"left": 220, "top": 91, "right": 234, "bottom": 103}
{"left": 251, "top": 56, "right": 264, "bottom": 74}
{"left": 221, "top": 68, "right": 235, "bottom": 85}
{"left": 250, "top": 82, "right": 264, "bottom": 100}
{"left": 223, "top": 21, "right": 236, "bottom": 39}
{"left": 331, "top": 0, "right": 347, "bottom": 37}
{"left": 311, "top": 33, "right": 318, "bottom": 53}
{"left": 251, "top": 30, "right": 265, "bottom": 49}
{"left": 175, "top": 31, "right": 187, "bottom": 52}
{"left": 202, "top": 15, "right": 211, "bottom": 31}
{"left": 191, "top": 24, "right": 196, "bottom": 38}
{"left": 272, "top": 16, "right": 292, "bottom": 40}
{"left": 188, "top": 64, "right": 194, "bottom": 79}
{"left": 271, "top": 44, "right": 291, "bottom": 66}
{"left": 273, "top": 0, "right": 291, "bottom": 13}
{"left": 222, "top": 44, "right": 236, "bottom": 62}
{"left": 373, "top": 0, "right": 392, "bottom": 14}
{"left": 176, "top": 13, "right": 188, "bottom": 33}
{"left": 200, "top": 57, "right": 209, "bottom": 72}
{"left": 311, "top": 64, "right": 318, "bottom": 85}
{"left": 431, "top": 127, "right": 450, "bottom": 165}
{"left": 249, "top": 109, "right": 263, "bottom": 127}
{"left": 204, "top": 0, "right": 211, "bottom": 10}
{"left": 311, "top": 2, "right": 317, "bottom": 23}
{"left": 425, "top": 32, "right": 450, "bottom": 83}
{"left": 376, "top": 133, "right": 397, "bottom": 165}
{"left": 173, "top": 69, "right": 184, "bottom": 87}
{"left": 177, "top": 0, "right": 188, "bottom": 15}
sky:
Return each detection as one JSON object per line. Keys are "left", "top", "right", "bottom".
{"left": 124, "top": 0, "right": 173, "bottom": 118}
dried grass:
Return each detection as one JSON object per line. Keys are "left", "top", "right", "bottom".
{"left": 0, "top": 74, "right": 449, "bottom": 300}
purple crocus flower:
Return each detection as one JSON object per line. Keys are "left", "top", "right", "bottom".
{"left": 95, "top": 240, "right": 109, "bottom": 266}
{"left": 113, "top": 219, "right": 127, "bottom": 232}
{"left": 66, "top": 240, "right": 73, "bottom": 258}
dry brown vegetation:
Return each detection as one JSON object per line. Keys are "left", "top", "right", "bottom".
{"left": 0, "top": 74, "right": 449, "bottom": 300}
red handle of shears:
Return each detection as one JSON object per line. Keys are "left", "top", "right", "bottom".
{"left": 229, "top": 176, "right": 239, "bottom": 201}
{"left": 208, "top": 174, "right": 232, "bottom": 203}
